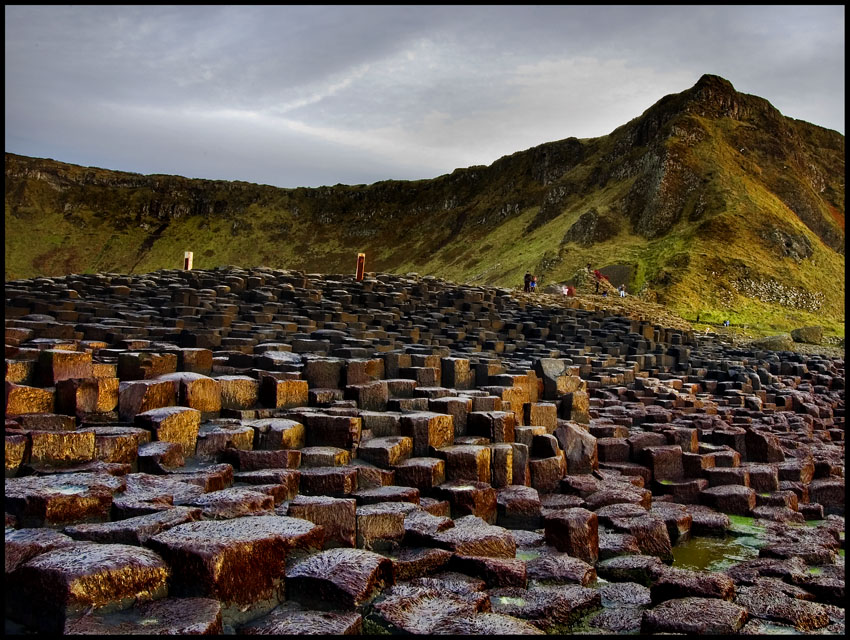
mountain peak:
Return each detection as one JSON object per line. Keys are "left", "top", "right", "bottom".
{"left": 693, "top": 74, "right": 736, "bottom": 93}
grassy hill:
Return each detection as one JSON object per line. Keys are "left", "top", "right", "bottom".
{"left": 5, "top": 75, "right": 845, "bottom": 337}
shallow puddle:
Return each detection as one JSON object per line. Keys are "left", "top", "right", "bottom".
{"left": 671, "top": 534, "right": 760, "bottom": 572}
{"left": 749, "top": 621, "right": 806, "bottom": 635}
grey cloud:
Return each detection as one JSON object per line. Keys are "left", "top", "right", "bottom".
{"left": 5, "top": 5, "right": 844, "bottom": 188}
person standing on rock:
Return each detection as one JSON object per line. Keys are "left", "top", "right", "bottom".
{"left": 524, "top": 272, "right": 532, "bottom": 292}
{"left": 618, "top": 284, "right": 626, "bottom": 298}
{"left": 530, "top": 275, "right": 537, "bottom": 293}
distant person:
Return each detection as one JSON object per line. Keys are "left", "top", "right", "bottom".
{"left": 594, "top": 270, "right": 602, "bottom": 293}
{"left": 566, "top": 285, "right": 575, "bottom": 297}
{"left": 523, "top": 272, "right": 531, "bottom": 292}
{"left": 723, "top": 319, "right": 730, "bottom": 327}
{"left": 602, "top": 290, "right": 608, "bottom": 297}
{"left": 618, "top": 284, "right": 626, "bottom": 298}
{"left": 530, "top": 275, "right": 537, "bottom": 293}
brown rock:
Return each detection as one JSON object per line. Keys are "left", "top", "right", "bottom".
{"left": 354, "top": 484, "right": 420, "bottom": 506}
{"left": 56, "top": 376, "right": 119, "bottom": 415}
{"left": 700, "top": 484, "right": 756, "bottom": 515}
{"left": 8, "top": 543, "right": 169, "bottom": 634}
{"left": 117, "top": 379, "right": 177, "bottom": 422}
{"left": 286, "top": 547, "right": 394, "bottom": 609}
{"left": 400, "top": 411, "right": 454, "bottom": 456}
{"left": 239, "top": 606, "right": 361, "bottom": 635}
{"left": 641, "top": 597, "right": 748, "bottom": 634}
{"left": 157, "top": 371, "right": 222, "bottom": 414}
{"left": 250, "top": 417, "right": 305, "bottom": 450}
{"left": 110, "top": 472, "right": 203, "bottom": 518}
{"left": 117, "top": 352, "right": 178, "bottom": 381}
{"left": 63, "top": 506, "right": 203, "bottom": 545}
{"left": 286, "top": 495, "right": 357, "bottom": 547}
{"left": 5, "top": 382, "right": 55, "bottom": 415}
{"left": 299, "top": 413, "right": 362, "bottom": 452}
{"left": 467, "top": 410, "right": 516, "bottom": 443}
{"left": 651, "top": 566, "right": 736, "bottom": 603}
{"left": 487, "top": 584, "right": 601, "bottom": 631}
{"left": 195, "top": 422, "right": 254, "bottom": 460}
{"left": 64, "top": 597, "right": 223, "bottom": 635}
{"left": 5, "top": 527, "right": 77, "bottom": 573}
{"left": 358, "top": 436, "right": 413, "bottom": 467}
{"left": 543, "top": 507, "right": 599, "bottom": 565}
{"left": 496, "top": 485, "right": 542, "bottom": 530}
{"left": 450, "top": 554, "right": 527, "bottom": 588}
{"left": 300, "top": 445, "right": 351, "bottom": 467}
{"left": 437, "top": 444, "right": 492, "bottom": 484}
{"left": 554, "top": 420, "right": 598, "bottom": 474}
{"left": 134, "top": 406, "right": 200, "bottom": 457}
{"left": 393, "top": 456, "right": 446, "bottom": 492}
{"left": 299, "top": 465, "right": 359, "bottom": 497}
{"left": 221, "top": 447, "right": 300, "bottom": 471}
{"left": 37, "top": 349, "right": 93, "bottom": 386}
{"left": 5, "top": 432, "right": 29, "bottom": 476}
{"left": 489, "top": 443, "right": 514, "bottom": 488}
{"left": 356, "top": 501, "right": 414, "bottom": 551}
{"left": 6, "top": 471, "right": 124, "bottom": 527}
{"left": 366, "top": 583, "right": 484, "bottom": 634}
{"left": 137, "top": 440, "right": 185, "bottom": 474}
{"left": 433, "top": 515, "right": 517, "bottom": 558}
{"left": 525, "top": 552, "right": 597, "bottom": 586}
{"left": 27, "top": 429, "right": 94, "bottom": 466}
{"left": 432, "top": 611, "right": 545, "bottom": 635}
{"left": 529, "top": 454, "right": 567, "bottom": 493}
{"left": 148, "top": 516, "right": 323, "bottom": 608}
{"left": 344, "top": 380, "right": 389, "bottom": 411}
{"left": 434, "top": 480, "right": 498, "bottom": 523}
{"left": 83, "top": 425, "right": 150, "bottom": 464}
{"left": 261, "top": 377, "right": 308, "bottom": 409}
{"left": 216, "top": 375, "right": 259, "bottom": 410}
{"left": 390, "top": 547, "right": 453, "bottom": 581}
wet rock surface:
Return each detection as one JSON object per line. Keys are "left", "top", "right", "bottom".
{"left": 4, "top": 267, "right": 844, "bottom": 634}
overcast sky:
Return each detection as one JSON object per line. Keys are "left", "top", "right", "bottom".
{"left": 5, "top": 5, "right": 845, "bottom": 188}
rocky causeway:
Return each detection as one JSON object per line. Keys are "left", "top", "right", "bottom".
{"left": 4, "top": 266, "right": 845, "bottom": 635}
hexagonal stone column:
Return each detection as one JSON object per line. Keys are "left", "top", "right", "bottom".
{"left": 118, "top": 380, "right": 177, "bottom": 422}
{"left": 358, "top": 436, "right": 413, "bottom": 468}
{"left": 286, "top": 548, "right": 393, "bottom": 610}
{"left": 134, "top": 406, "right": 201, "bottom": 457}
{"left": 8, "top": 543, "right": 169, "bottom": 633}
{"left": 544, "top": 507, "right": 599, "bottom": 565}
{"left": 400, "top": 412, "right": 453, "bottom": 457}
{"left": 286, "top": 495, "right": 357, "bottom": 548}
{"left": 147, "top": 516, "right": 324, "bottom": 622}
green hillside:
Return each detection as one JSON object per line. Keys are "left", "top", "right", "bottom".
{"left": 5, "top": 75, "right": 845, "bottom": 337}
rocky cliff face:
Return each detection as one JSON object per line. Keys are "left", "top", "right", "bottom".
{"left": 5, "top": 75, "right": 845, "bottom": 331}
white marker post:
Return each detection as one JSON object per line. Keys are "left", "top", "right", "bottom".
{"left": 183, "top": 251, "right": 193, "bottom": 270}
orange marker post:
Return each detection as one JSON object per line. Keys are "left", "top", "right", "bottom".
{"left": 355, "top": 253, "right": 366, "bottom": 281}
{"left": 184, "top": 251, "right": 193, "bottom": 270}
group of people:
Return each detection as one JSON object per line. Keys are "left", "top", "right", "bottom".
{"left": 523, "top": 264, "right": 628, "bottom": 298}
{"left": 587, "top": 263, "right": 626, "bottom": 297}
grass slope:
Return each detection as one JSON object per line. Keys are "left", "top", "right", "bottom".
{"left": 5, "top": 78, "right": 844, "bottom": 339}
